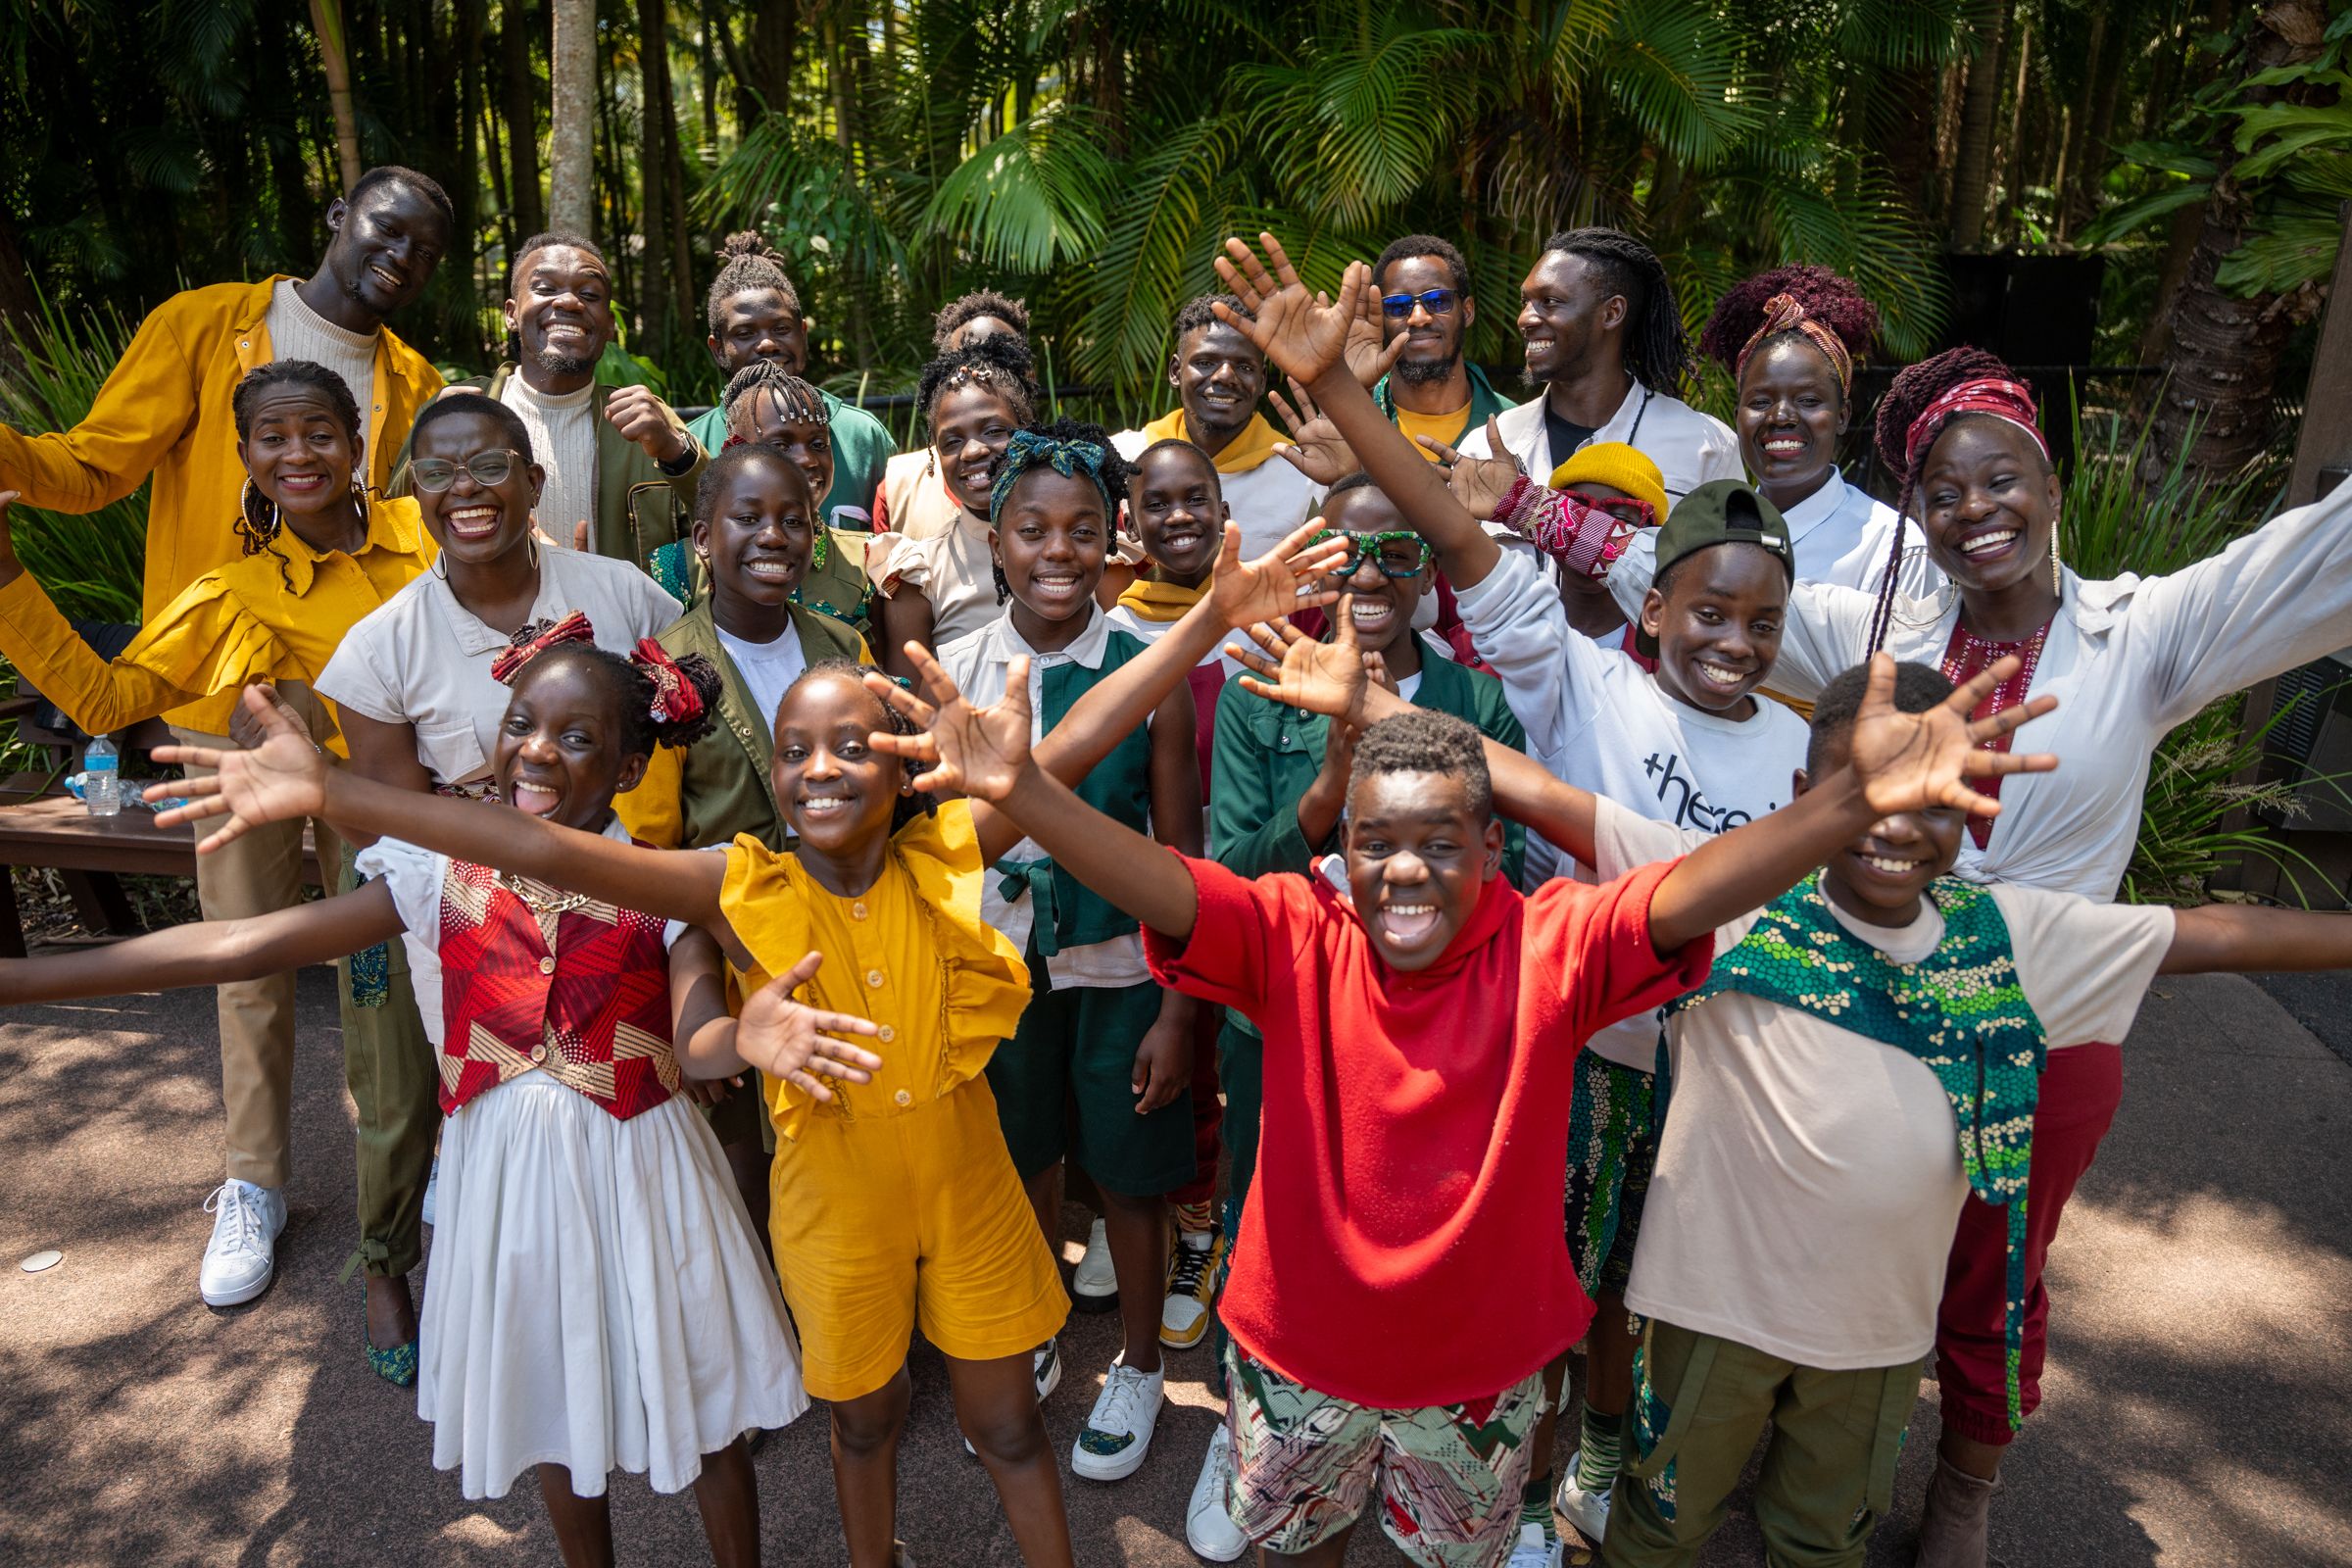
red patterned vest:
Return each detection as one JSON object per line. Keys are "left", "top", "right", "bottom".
{"left": 435, "top": 860, "right": 680, "bottom": 1120}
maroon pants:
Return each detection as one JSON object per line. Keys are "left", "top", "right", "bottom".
{"left": 1169, "top": 1004, "right": 1224, "bottom": 1214}
{"left": 1934, "top": 1041, "right": 2124, "bottom": 1445}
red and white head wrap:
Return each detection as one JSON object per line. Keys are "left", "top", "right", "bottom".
{"left": 631, "top": 639, "right": 709, "bottom": 728}
{"left": 1735, "top": 292, "right": 1855, "bottom": 393}
{"left": 1903, "top": 376, "right": 2047, "bottom": 477}
{"left": 490, "top": 611, "right": 596, "bottom": 685}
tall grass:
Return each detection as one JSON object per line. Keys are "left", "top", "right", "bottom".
{"left": 0, "top": 291, "right": 149, "bottom": 625}
{"left": 2054, "top": 389, "right": 2318, "bottom": 906}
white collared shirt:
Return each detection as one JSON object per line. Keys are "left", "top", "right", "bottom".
{"left": 1458, "top": 376, "right": 1741, "bottom": 505}
{"left": 935, "top": 605, "right": 1152, "bottom": 987}
{"left": 318, "top": 544, "right": 680, "bottom": 790}
{"left": 1758, "top": 479, "right": 2352, "bottom": 900}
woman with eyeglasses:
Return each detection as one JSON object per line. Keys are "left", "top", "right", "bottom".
{"left": 314, "top": 389, "right": 679, "bottom": 1371}
{"left": 0, "top": 358, "right": 443, "bottom": 1327}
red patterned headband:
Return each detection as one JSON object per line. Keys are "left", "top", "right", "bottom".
{"left": 490, "top": 612, "right": 596, "bottom": 685}
{"left": 1904, "top": 376, "right": 2046, "bottom": 475}
{"left": 1736, "top": 292, "right": 1854, "bottom": 392}
{"left": 631, "top": 638, "right": 708, "bottom": 728}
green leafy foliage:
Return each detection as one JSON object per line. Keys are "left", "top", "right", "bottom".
{"left": 0, "top": 291, "right": 148, "bottom": 625}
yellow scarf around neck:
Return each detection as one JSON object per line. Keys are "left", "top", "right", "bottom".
{"left": 1116, "top": 576, "right": 1206, "bottom": 623}
{"left": 1140, "top": 407, "right": 1283, "bottom": 474}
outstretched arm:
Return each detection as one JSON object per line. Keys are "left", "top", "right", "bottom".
{"left": 153, "top": 686, "right": 734, "bottom": 940}
{"left": 1212, "top": 235, "right": 1503, "bottom": 590}
{"left": 2163, "top": 904, "right": 2352, "bottom": 975}
{"left": 866, "top": 659, "right": 1202, "bottom": 942}
{"left": 0, "top": 883, "right": 407, "bottom": 1005}
{"left": 1646, "top": 655, "right": 2057, "bottom": 954}
{"left": 670, "top": 934, "right": 882, "bottom": 1101}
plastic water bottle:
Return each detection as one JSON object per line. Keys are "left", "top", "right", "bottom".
{"left": 83, "top": 735, "right": 121, "bottom": 817}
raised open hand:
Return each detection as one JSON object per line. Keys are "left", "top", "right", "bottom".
{"left": 150, "top": 684, "right": 330, "bottom": 852}
{"left": 1415, "top": 416, "right": 1525, "bottom": 521}
{"left": 1212, "top": 234, "right": 1386, "bottom": 389}
{"left": 1227, "top": 606, "right": 1374, "bottom": 725}
{"left": 862, "top": 651, "right": 1036, "bottom": 802}
{"left": 1344, "top": 284, "right": 1408, "bottom": 389}
{"left": 1267, "top": 378, "right": 1359, "bottom": 486}
{"left": 734, "top": 951, "right": 884, "bottom": 1103}
{"left": 1845, "top": 652, "right": 2060, "bottom": 820}
{"left": 1202, "top": 514, "right": 1351, "bottom": 631}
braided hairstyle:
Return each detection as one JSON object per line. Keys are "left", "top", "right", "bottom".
{"left": 1697, "top": 265, "right": 1880, "bottom": 392}
{"left": 499, "top": 620, "right": 723, "bottom": 756}
{"left": 693, "top": 439, "right": 815, "bottom": 528}
{"left": 781, "top": 658, "right": 939, "bottom": 831}
{"left": 917, "top": 333, "right": 1038, "bottom": 438}
{"left": 721, "top": 359, "right": 830, "bottom": 428}
{"left": 706, "top": 230, "right": 802, "bottom": 330}
{"left": 1862, "top": 346, "right": 2041, "bottom": 653}
{"left": 230, "top": 361, "right": 366, "bottom": 560}
{"left": 933, "top": 289, "right": 1030, "bottom": 350}
{"left": 1540, "top": 227, "right": 1694, "bottom": 394}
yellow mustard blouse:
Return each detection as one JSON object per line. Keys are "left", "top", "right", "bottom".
{"left": 717, "top": 798, "right": 1030, "bottom": 1142}
{"left": 0, "top": 495, "right": 431, "bottom": 753}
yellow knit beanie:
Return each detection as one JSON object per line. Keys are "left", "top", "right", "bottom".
{"left": 1548, "top": 443, "right": 1668, "bottom": 519}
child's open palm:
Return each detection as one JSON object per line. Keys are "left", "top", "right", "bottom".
{"left": 152, "top": 684, "right": 331, "bottom": 852}
{"left": 735, "top": 952, "right": 884, "bottom": 1103}
{"left": 1267, "top": 378, "right": 1358, "bottom": 486}
{"left": 1203, "top": 514, "right": 1352, "bottom": 630}
{"left": 1846, "top": 652, "right": 2059, "bottom": 819}
{"left": 1228, "top": 606, "right": 1380, "bottom": 726}
{"left": 863, "top": 653, "right": 1036, "bottom": 802}
{"left": 1212, "top": 234, "right": 1399, "bottom": 389}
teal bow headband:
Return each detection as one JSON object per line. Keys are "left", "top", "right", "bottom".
{"left": 990, "top": 429, "right": 1113, "bottom": 524}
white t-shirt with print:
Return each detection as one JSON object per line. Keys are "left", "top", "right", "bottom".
{"left": 714, "top": 623, "right": 808, "bottom": 740}
{"left": 1592, "top": 801, "right": 2176, "bottom": 1370}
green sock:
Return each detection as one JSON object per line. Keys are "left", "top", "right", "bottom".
{"left": 1577, "top": 1401, "right": 1623, "bottom": 1493}
{"left": 1519, "top": 1472, "right": 1554, "bottom": 1536}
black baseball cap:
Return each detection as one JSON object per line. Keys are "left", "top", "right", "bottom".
{"left": 1634, "top": 479, "right": 1796, "bottom": 658}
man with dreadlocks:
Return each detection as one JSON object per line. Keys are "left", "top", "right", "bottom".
{"left": 1457, "top": 227, "right": 1739, "bottom": 512}
{"left": 686, "top": 230, "right": 896, "bottom": 532}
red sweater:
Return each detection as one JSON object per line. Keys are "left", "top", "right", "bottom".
{"left": 1146, "top": 852, "right": 1708, "bottom": 1407}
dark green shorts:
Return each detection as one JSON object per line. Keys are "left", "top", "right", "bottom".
{"left": 985, "top": 978, "right": 1196, "bottom": 1197}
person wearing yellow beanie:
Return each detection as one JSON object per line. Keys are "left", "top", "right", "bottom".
{"left": 1548, "top": 442, "right": 1668, "bottom": 522}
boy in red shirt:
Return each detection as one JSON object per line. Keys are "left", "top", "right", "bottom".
{"left": 872, "top": 632, "right": 2054, "bottom": 1567}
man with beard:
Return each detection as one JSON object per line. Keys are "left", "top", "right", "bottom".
{"left": 412, "top": 231, "right": 703, "bottom": 569}
{"left": 1369, "top": 235, "right": 1518, "bottom": 458}
{"left": 1459, "top": 227, "right": 1739, "bottom": 510}
{"left": 1113, "top": 295, "right": 1320, "bottom": 561}
{"left": 0, "top": 165, "right": 454, "bottom": 1312}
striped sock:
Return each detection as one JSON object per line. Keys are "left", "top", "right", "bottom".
{"left": 1172, "top": 1198, "right": 1215, "bottom": 1236}
{"left": 1577, "top": 1401, "right": 1623, "bottom": 1493}
{"left": 1520, "top": 1472, "right": 1554, "bottom": 1535}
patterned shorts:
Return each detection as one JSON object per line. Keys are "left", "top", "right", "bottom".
{"left": 1563, "top": 1050, "right": 1658, "bottom": 1297}
{"left": 1224, "top": 1347, "right": 1546, "bottom": 1568}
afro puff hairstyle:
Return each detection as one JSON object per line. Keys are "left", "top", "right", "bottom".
{"left": 1697, "top": 266, "right": 1881, "bottom": 379}
{"left": 916, "top": 332, "right": 1039, "bottom": 435}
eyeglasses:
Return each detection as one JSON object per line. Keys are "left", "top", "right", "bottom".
{"left": 1381, "top": 289, "right": 1460, "bottom": 320}
{"left": 1562, "top": 490, "right": 1658, "bottom": 529}
{"left": 410, "top": 449, "right": 524, "bottom": 492}
{"left": 1310, "top": 528, "right": 1435, "bottom": 578}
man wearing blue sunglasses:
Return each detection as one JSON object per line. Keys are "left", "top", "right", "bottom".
{"left": 1366, "top": 235, "right": 1519, "bottom": 459}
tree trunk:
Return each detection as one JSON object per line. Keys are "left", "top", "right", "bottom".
{"left": 500, "top": 0, "right": 546, "bottom": 236}
{"left": 2138, "top": 0, "right": 2331, "bottom": 490}
{"left": 308, "top": 0, "right": 364, "bottom": 190}
{"left": 548, "top": 0, "right": 596, "bottom": 234}
{"left": 455, "top": 0, "right": 485, "bottom": 304}
{"left": 750, "top": 0, "right": 797, "bottom": 123}
{"left": 1995, "top": 12, "right": 2032, "bottom": 245}
{"left": 2058, "top": 6, "right": 2116, "bottom": 239}
{"left": 1947, "top": 4, "right": 2011, "bottom": 251}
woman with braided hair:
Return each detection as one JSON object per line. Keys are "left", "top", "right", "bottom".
{"left": 1658, "top": 345, "right": 2352, "bottom": 1567}
{"left": 1456, "top": 227, "right": 1740, "bottom": 511}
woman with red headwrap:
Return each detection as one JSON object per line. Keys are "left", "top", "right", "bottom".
{"left": 1689, "top": 346, "right": 2352, "bottom": 1567}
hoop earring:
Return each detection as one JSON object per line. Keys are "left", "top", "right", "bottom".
{"left": 348, "top": 479, "right": 370, "bottom": 520}
{"left": 526, "top": 529, "right": 543, "bottom": 570}
{"left": 239, "top": 477, "right": 283, "bottom": 544}
{"left": 2049, "top": 531, "right": 2062, "bottom": 598}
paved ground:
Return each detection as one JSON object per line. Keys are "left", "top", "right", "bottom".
{"left": 3, "top": 966, "right": 2349, "bottom": 1567}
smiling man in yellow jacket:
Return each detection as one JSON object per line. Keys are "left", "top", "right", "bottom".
{"left": 0, "top": 165, "right": 453, "bottom": 1325}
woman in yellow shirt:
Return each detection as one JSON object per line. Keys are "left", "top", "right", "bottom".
{"left": 0, "top": 359, "right": 434, "bottom": 1374}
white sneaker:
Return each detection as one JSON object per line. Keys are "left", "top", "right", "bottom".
{"left": 1071, "top": 1353, "right": 1163, "bottom": 1481}
{"left": 1506, "top": 1522, "right": 1563, "bottom": 1567}
{"left": 1185, "top": 1423, "right": 1248, "bottom": 1561}
{"left": 199, "top": 1180, "right": 286, "bottom": 1306}
{"left": 420, "top": 1154, "right": 439, "bottom": 1229}
{"left": 1033, "top": 1339, "right": 1062, "bottom": 1402}
{"left": 1072, "top": 1216, "right": 1117, "bottom": 1311}
{"left": 1555, "top": 1448, "right": 1613, "bottom": 1546}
